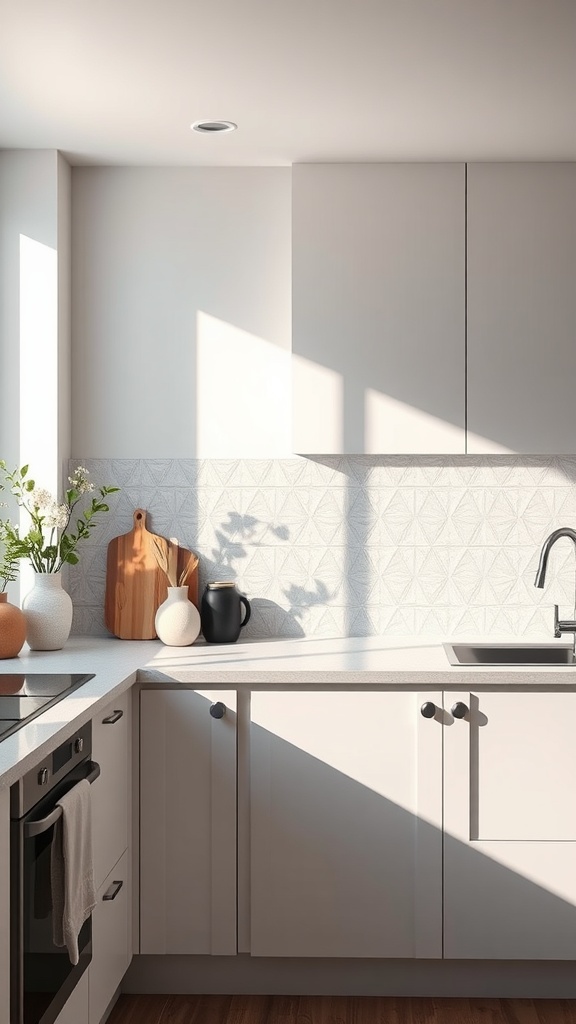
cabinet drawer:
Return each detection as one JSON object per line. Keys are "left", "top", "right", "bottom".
{"left": 92, "top": 691, "right": 131, "bottom": 889}
{"left": 89, "top": 849, "right": 130, "bottom": 1024}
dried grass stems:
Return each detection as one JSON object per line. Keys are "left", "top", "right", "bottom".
{"left": 151, "top": 535, "right": 198, "bottom": 589}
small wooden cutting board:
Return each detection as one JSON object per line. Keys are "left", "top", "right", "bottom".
{"left": 105, "top": 509, "right": 198, "bottom": 640}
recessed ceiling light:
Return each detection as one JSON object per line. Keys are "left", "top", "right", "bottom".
{"left": 191, "top": 120, "right": 237, "bottom": 134}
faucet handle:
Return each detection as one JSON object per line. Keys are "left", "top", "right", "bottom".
{"left": 554, "top": 604, "right": 562, "bottom": 638}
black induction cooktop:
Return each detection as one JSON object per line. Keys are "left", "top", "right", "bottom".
{"left": 0, "top": 673, "right": 95, "bottom": 741}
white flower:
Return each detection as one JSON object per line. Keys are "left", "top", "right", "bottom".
{"left": 68, "top": 467, "right": 94, "bottom": 494}
{"left": 30, "top": 487, "right": 54, "bottom": 511}
{"left": 44, "top": 503, "right": 69, "bottom": 529}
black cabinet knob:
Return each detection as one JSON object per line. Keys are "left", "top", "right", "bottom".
{"left": 209, "top": 701, "right": 226, "bottom": 719}
{"left": 420, "top": 701, "right": 437, "bottom": 719}
{"left": 451, "top": 701, "right": 469, "bottom": 719}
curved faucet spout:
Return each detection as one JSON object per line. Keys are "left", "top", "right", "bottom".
{"left": 534, "top": 527, "right": 576, "bottom": 588}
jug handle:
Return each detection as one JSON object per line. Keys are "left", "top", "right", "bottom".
{"left": 240, "top": 595, "right": 251, "bottom": 628}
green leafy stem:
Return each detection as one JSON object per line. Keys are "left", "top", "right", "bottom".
{"left": 0, "top": 460, "right": 119, "bottom": 576}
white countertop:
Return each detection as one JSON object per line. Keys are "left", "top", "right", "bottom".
{"left": 1, "top": 633, "right": 575, "bottom": 788}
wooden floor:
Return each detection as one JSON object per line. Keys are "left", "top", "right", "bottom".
{"left": 106, "top": 995, "right": 576, "bottom": 1024}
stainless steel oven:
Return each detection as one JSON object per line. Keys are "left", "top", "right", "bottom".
{"left": 10, "top": 721, "right": 100, "bottom": 1024}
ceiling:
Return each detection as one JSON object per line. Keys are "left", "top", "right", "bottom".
{"left": 1, "top": 0, "right": 575, "bottom": 166}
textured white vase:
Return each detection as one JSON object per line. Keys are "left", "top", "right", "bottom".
{"left": 155, "top": 587, "right": 201, "bottom": 646}
{"left": 22, "top": 572, "right": 74, "bottom": 651}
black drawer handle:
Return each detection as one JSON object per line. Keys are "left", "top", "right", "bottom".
{"left": 103, "top": 880, "right": 124, "bottom": 901}
{"left": 420, "top": 701, "right": 437, "bottom": 719}
{"left": 451, "top": 701, "right": 469, "bottom": 719}
{"left": 102, "top": 709, "right": 124, "bottom": 725}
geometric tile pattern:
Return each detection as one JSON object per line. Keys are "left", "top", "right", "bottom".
{"left": 67, "top": 456, "right": 576, "bottom": 641}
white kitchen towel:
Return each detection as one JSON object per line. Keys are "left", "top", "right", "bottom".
{"left": 50, "top": 778, "right": 96, "bottom": 965}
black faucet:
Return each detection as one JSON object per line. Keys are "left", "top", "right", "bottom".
{"left": 534, "top": 527, "right": 576, "bottom": 646}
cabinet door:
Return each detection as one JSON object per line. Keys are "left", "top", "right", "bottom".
{"left": 467, "top": 163, "right": 576, "bottom": 454}
{"left": 89, "top": 850, "right": 130, "bottom": 1024}
{"left": 250, "top": 690, "right": 443, "bottom": 957}
{"left": 292, "top": 163, "right": 465, "bottom": 454}
{"left": 140, "top": 689, "right": 237, "bottom": 954}
{"left": 92, "top": 690, "right": 131, "bottom": 890}
{"left": 444, "top": 690, "right": 576, "bottom": 959}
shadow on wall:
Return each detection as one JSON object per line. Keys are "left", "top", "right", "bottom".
{"left": 308, "top": 453, "right": 576, "bottom": 486}
{"left": 68, "top": 453, "right": 576, "bottom": 641}
{"left": 201, "top": 511, "right": 334, "bottom": 640}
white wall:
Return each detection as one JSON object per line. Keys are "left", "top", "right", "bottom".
{"left": 71, "top": 167, "right": 292, "bottom": 458}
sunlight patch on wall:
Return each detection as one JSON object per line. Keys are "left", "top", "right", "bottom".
{"left": 196, "top": 312, "right": 291, "bottom": 457}
{"left": 292, "top": 354, "right": 343, "bottom": 453}
{"left": 365, "top": 387, "right": 465, "bottom": 454}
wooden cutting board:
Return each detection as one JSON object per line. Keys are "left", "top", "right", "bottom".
{"left": 105, "top": 509, "right": 199, "bottom": 640}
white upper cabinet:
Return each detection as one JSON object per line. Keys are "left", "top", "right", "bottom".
{"left": 292, "top": 163, "right": 466, "bottom": 454}
{"left": 467, "top": 163, "right": 576, "bottom": 454}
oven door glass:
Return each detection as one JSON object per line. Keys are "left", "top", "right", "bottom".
{"left": 17, "top": 821, "right": 91, "bottom": 1024}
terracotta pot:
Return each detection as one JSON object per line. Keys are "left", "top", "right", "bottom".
{"left": 0, "top": 591, "right": 27, "bottom": 659}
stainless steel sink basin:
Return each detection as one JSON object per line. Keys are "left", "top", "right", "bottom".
{"left": 443, "top": 642, "right": 576, "bottom": 666}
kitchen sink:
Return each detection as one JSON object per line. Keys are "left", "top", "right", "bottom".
{"left": 443, "top": 642, "right": 576, "bottom": 666}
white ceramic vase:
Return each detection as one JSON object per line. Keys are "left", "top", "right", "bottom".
{"left": 22, "top": 571, "right": 73, "bottom": 651}
{"left": 155, "top": 587, "right": 201, "bottom": 647}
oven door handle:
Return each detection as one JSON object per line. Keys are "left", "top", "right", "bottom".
{"left": 23, "top": 760, "right": 101, "bottom": 838}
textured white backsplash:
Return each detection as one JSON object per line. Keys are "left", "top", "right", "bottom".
{"left": 68, "top": 456, "right": 576, "bottom": 640}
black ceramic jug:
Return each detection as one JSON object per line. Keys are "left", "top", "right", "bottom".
{"left": 200, "top": 582, "right": 251, "bottom": 644}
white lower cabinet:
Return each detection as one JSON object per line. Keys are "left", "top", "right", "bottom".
{"left": 444, "top": 690, "right": 576, "bottom": 959}
{"left": 250, "top": 690, "right": 443, "bottom": 957}
{"left": 92, "top": 690, "right": 131, "bottom": 890}
{"left": 54, "top": 971, "right": 89, "bottom": 1024}
{"left": 140, "top": 689, "right": 237, "bottom": 954}
{"left": 249, "top": 687, "right": 576, "bottom": 961}
{"left": 137, "top": 684, "right": 576, "bottom": 963}
{"left": 89, "top": 849, "right": 131, "bottom": 1024}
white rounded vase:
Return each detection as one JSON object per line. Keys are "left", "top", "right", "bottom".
{"left": 155, "top": 587, "right": 201, "bottom": 647}
{"left": 22, "top": 572, "right": 74, "bottom": 651}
